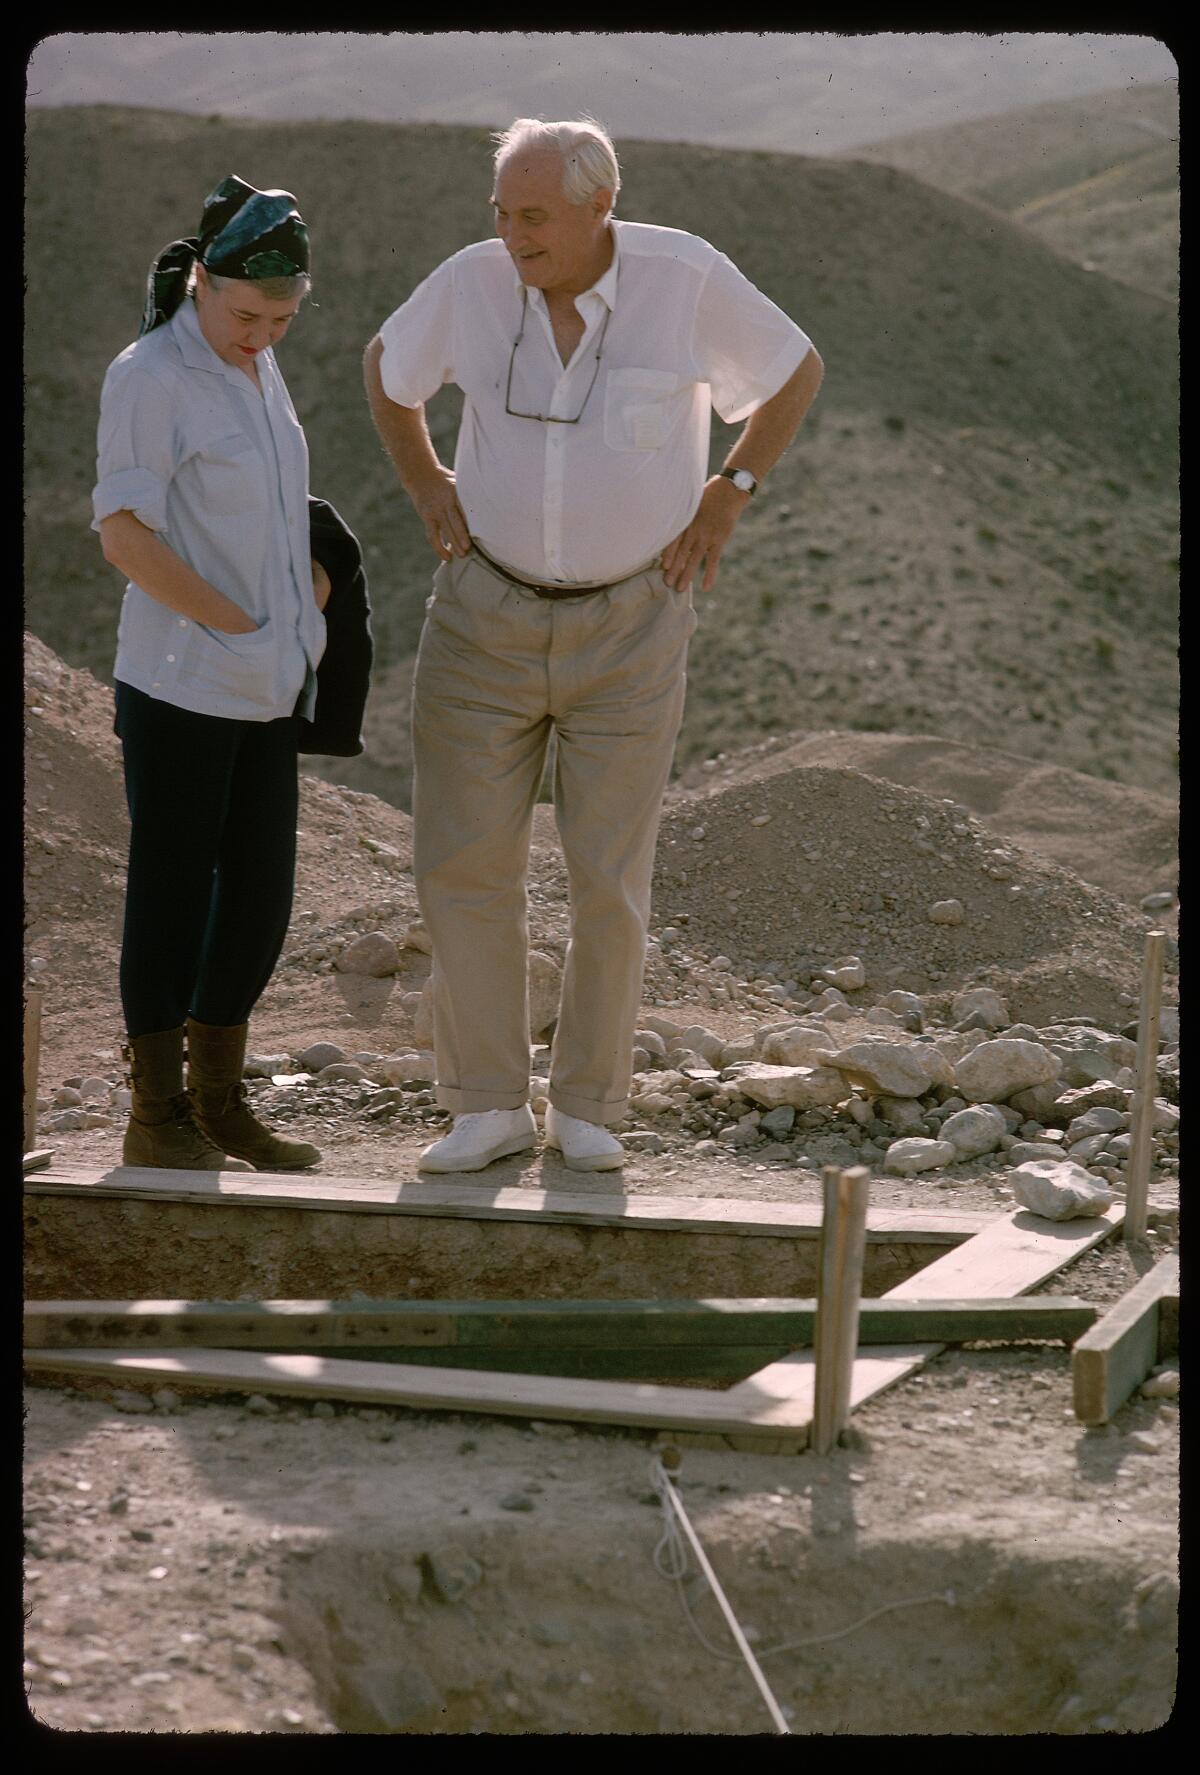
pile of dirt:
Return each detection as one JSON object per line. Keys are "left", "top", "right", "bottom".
{"left": 652, "top": 761, "right": 1159, "bottom": 1027}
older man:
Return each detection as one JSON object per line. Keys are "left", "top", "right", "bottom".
{"left": 364, "top": 116, "right": 823, "bottom": 1173}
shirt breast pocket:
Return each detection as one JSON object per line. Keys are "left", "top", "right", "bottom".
{"left": 188, "top": 432, "right": 267, "bottom": 518}
{"left": 603, "top": 368, "right": 681, "bottom": 451}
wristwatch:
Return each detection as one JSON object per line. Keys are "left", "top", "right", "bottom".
{"left": 720, "top": 467, "right": 758, "bottom": 496}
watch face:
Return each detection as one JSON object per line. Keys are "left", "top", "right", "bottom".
{"left": 732, "top": 469, "right": 755, "bottom": 491}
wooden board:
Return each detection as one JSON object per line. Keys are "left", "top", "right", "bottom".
{"left": 20, "top": 1345, "right": 821, "bottom": 1446}
{"left": 22, "top": 1150, "right": 54, "bottom": 1175}
{"left": 722, "top": 1203, "right": 1126, "bottom": 1424}
{"left": 23, "top": 1295, "right": 1096, "bottom": 1350}
{"left": 24, "top": 1207, "right": 1121, "bottom": 1443}
{"left": 1072, "top": 1254, "right": 1180, "bottom": 1425}
{"left": 23, "top": 1163, "right": 991, "bottom": 1245}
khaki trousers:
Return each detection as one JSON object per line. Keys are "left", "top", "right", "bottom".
{"left": 411, "top": 550, "right": 695, "bottom": 1124}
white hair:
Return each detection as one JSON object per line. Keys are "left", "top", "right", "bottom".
{"left": 492, "top": 116, "right": 621, "bottom": 208}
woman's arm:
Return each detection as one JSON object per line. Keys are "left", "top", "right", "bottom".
{"left": 98, "top": 511, "right": 258, "bottom": 633}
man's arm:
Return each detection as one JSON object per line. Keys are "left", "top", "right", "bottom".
{"left": 662, "top": 346, "right": 825, "bottom": 594}
{"left": 363, "top": 335, "right": 471, "bottom": 562}
{"left": 98, "top": 511, "right": 258, "bottom": 632}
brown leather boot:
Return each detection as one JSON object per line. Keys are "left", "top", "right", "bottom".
{"left": 187, "top": 1018, "right": 322, "bottom": 1171}
{"left": 122, "top": 1027, "right": 252, "bottom": 1171}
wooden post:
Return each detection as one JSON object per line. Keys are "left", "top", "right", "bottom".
{"left": 811, "top": 1165, "right": 870, "bottom": 1454}
{"left": 1123, "top": 930, "right": 1165, "bottom": 1242}
{"left": 23, "top": 983, "right": 44, "bottom": 1157}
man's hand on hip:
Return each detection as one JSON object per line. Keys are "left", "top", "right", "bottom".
{"left": 410, "top": 467, "right": 472, "bottom": 563}
{"left": 661, "top": 475, "right": 750, "bottom": 594}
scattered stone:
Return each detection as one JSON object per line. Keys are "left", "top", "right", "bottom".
{"left": 338, "top": 1662, "right": 446, "bottom": 1732}
{"left": 883, "top": 1137, "right": 956, "bottom": 1175}
{"left": 954, "top": 1039, "right": 1060, "bottom": 1104}
{"left": 499, "top": 1492, "right": 535, "bottom": 1512}
{"left": 297, "top": 1041, "right": 348, "bottom": 1073}
{"left": 244, "top": 1053, "right": 291, "bottom": 1078}
{"left": 1140, "top": 891, "right": 1175, "bottom": 912}
{"left": 111, "top": 1390, "right": 154, "bottom": 1414}
{"left": 1007, "top": 1141, "right": 1073, "bottom": 1163}
{"left": 151, "top": 1388, "right": 183, "bottom": 1412}
{"left": 928, "top": 899, "right": 965, "bottom": 925}
{"left": 244, "top": 1394, "right": 279, "bottom": 1416}
{"left": 317, "top": 1062, "right": 370, "bottom": 1083}
{"left": 951, "top": 987, "right": 1009, "bottom": 1030}
{"left": 938, "top": 1104, "right": 1007, "bottom": 1160}
{"left": 820, "top": 957, "right": 866, "bottom": 991}
{"left": 719, "top": 1036, "right": 757, "bottom": 1067}
{"left": 732, "top": 1065, "right": 847, "bottom": 1112}
{"left": 1124, "top": 1432, "right": 1162, "bottom": 1455}
{"left": 759, "top": 1105, "right": 797, "bottom": 1135}
{"left": 760, "top": 1025, "right": 838, "bottom": 1067}
{"left": 1008, "top": 1159, "right": 1116, "bottom": 1221}
{"left": 420, "top": 1552, "right": 482, "bottom": 1602}
{"left": 828, "top": 1040, "right": 933, "bottom": 1099}
{"left": 1140, "top": 1370, "right": 1180, "bottom": 1399}
{"left": 52, "top": 1086, "right": 84, "bottom": 1108}
{"left": 1065, "top": 1106, "right": 1128, "bottom": 1143}
{"left": 336, "top": 931, "right": 402, "bottom": 976}
{"left": 674, "top": 1025, "right": 726, "bottom": 1065}
{"left": 877, "top": 1097, "right": 927, "bottom": 1133}
{"left": 881, "top": 990, "right": 925, "bottom": 1031}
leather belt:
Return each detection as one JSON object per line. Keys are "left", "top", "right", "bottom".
{"left": 469, "top": 540, "right": 661, "bottom": 600}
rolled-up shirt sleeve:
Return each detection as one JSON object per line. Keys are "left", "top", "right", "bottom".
{"left": 91, "top": 361, "right": 177, "bottom": 533}
{"left": 692, "top": 250, "right": 813, "bottom": 426}
{"left": 377, "top": 258, "right": 457, "bottom": 408}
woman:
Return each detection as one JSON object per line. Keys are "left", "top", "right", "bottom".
{"left": 93, "top": 174, "right": 329, "bottom": 1171}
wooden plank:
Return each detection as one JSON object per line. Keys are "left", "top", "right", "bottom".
{"left": 1123, "top": 929, "right": 1165, "bottom": 1242}
{"left": 812, "top": 1167, "right": 870, "bottom": 1455}
{"left": 23, "top": 1296, "right": 1098, "bottom": 1352}
{"left": 23, "top": 1164, "right": 991, "bottom": 1245}
{"left": 724, "top": 1204, "right": 1126, "bottom": 1428}
{"left": 23, "top": 1150, "right": 54, "bottom": 1175}
{"left": 23, "top": 985, "right": 44, "bottom": 1157}
{"left": 19, "top": 1345, "right": 818, "bottom": 1444}
{"left": 1072, "top": 1254, "right": 1180, "bottom": 1424}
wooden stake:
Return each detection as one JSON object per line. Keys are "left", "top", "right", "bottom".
{"left": 811, "top": 1165, "right": 870, "bottom": 1454}
{"left": 23, "top": 983, "right": 44, "bottom": 1158}
{"left": 1123, "top": 929, "right": 1165, "bottom": 1242}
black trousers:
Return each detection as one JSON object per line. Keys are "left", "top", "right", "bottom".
{"left": 114, "top": 680, "right": 300, "bottom": 1038}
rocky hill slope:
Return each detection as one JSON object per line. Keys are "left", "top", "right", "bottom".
{"left": 24, "top": 107, "right": 1178, "bottom": 813}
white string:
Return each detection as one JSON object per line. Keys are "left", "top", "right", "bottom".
{"left": 650, "top": 1454, "right": 958, "bottom": 1684}
{"left": 650, "top": 1455, "right": 792, "bottom": 1733}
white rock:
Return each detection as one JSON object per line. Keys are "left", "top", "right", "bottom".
{"left": 760, "top": 1026, "right": 838, "bottom": 1067}
{"left": 674, "top": 1026, "right": 726, "bottom": 1065}
{"left": 938, "top": 1104, "right": 1007, "bottom": 1159}
{"left": 1066, "top": 1107, "right": 1128, "bottom": 1144}
{"left": 931, "top": 1030, "right": 988, "bottom": 1066}
{"left": 878, "top": 1097, "right": 927, "bottom": 1133}
{"left": 820, "top": 958, "right": 866, "bottom": 991}
{"left": 1008, "top": 1159, "right": 1116, "bottom": 1221}
{"left": 1150, "top": 1099, "right": 1180, "bottom": 1133}
{"left": 1008, "top": 1082, "right": 1066, "bottom": 1121}
{"left": 78, "top": 1075, "right": 113, "bottom": 1100}
{"left": 828, "top": 1040, "right": 933, "bottom": 1099}
{"left": 53, "top": 1086, "right": 84, "bottom": 1108}
{"left": 1140, "top": 1370, "right": 1180, "bottom": 1398}
{"left": 881, "top": 990, "right": 925, "bottom": 1030}
{"left": 951, "top": 987, "right": 1009, "bottom": 1030}
{"left": 883, "top": 1138, "right": 956, "bottom": 1176}
{"left": 928, "top": 899, "right": 965, "bottom": 925}
{"left": 954, "top": 1039, "right": 1061, "bottom": 1104}
{"left": 1007, "top": 1141, "right": 1073, "bottom": 1163}
{"left": 380, "top": 1053, "right": 431, "bottom": 1085}
{"left": 633, "top": 1030, "right": 668, "bottom": 1059}
{"left": 336, "top": 931, "right": 402, "bottom": 977}
{"left": 317, "top": 1062, "right": 369, "bottom": 1083}
{"left": 415, "top": 949, "right": 562, "bottom": 1046}
{"left": 734, "top": 1065, "right": 848, "bottom": 1112}
{"left": 719, "top": 1036, "right": 757, "bottom": 1067}
{"left": 402, "top": 922, "right": 433, "bottom": 954}
{"left": 244, "top": 1053, "right": 291, "bottom": 1079}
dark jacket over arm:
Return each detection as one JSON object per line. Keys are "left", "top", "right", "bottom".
{"left": 300, "top": 496, "right": 373, "bottom": 757}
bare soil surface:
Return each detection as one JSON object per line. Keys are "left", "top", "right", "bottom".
{"left": 23, "top": 634, "right": 1180, "bottom": 1737}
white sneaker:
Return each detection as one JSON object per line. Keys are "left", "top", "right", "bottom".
{"left": 544, "top": 1103, "right": 625, "bottom": 1172}
{"left": 418, "top": 1105, "right": 537, "bottom": 1173}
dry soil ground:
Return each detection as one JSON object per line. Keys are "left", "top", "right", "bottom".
{"left": 23, "top": 634, "right": 1180, "bottom": 1738}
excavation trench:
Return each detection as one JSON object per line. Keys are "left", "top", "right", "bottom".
{"left": 276, "top": 1517, "right": 1177, "bottom": 1735}
{"left": 24, "top": 1191, "right": 957, "bottom": 1302}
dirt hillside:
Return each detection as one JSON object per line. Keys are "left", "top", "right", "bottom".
{"left": 25, "top": 107, "right": 1179, "bottom": 814}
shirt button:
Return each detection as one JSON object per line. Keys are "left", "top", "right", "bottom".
{"left": 178, "top": 619, "right": 187, "bottom": 628}
{"left": 151, "top": 682, "right": 161, "bottom": 690}
{"left": 166, "top": 655, "right": 176, "bottom": 663}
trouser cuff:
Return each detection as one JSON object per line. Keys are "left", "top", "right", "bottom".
{"left": 548, "top": 1086, "right": 630, "bottom": 1126}
{"left": 435, "top": 1083, "right": 530, "bottom": 1115}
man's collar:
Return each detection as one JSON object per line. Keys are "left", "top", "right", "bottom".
{"left": 517, "top": 219, "right": 621, "bottom": 313}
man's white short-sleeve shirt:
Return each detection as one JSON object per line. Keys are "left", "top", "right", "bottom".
{"left": 378, "top": 219, "right": 813, "bottom": 585}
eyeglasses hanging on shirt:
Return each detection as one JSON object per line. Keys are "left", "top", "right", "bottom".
{"left": 504, "top": 287, "right": 613, "bottom": 424}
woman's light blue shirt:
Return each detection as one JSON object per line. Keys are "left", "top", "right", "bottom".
{"left": 92, "top": 297, "right": 325, "bottom": 721}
